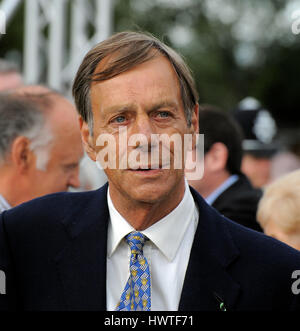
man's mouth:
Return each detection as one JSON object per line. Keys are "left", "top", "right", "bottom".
{"left": 129, "top": 167, "right": 159, "bottom": 171}
{"left": 128, "top": 164, "right": 169, "bottom": 171}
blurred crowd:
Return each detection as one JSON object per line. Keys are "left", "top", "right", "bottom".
{"left": 0, "top": 57, "right": 299, "bottom": 251}
{"left": 0, "top": 59, "right": 108, "bottom": 203}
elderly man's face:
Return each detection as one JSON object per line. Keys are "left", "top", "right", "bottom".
{"left": 28, "top": 98, "right": 84, "bottom": 198}
{"left": 88, "top": 55, "right": 198, "bottom": 206}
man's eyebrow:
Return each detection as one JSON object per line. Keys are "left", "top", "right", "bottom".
{"left": 101, "top": 101, "right": 179, "bottom": 117}
{"left": 102, "top": 103, "right": 138, "bottom": 115}
{"left": 63, "top": 163, "right": 79, "bottom": 169}
{"left": 63, "top": 156, "right": 84, "bottom": 168}
{"left": 148, "top": 101, "right": 179, "bottom": 112}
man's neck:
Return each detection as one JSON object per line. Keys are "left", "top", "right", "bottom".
{"left": 0, "top": 167, "right": 26, "bottom": 208}
{"left": 108, "top": 180, "right": 186, "bottom": 231}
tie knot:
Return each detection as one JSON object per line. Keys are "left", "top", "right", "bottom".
{"left": 125, "top": 231, "right": 147, "bottom": 255}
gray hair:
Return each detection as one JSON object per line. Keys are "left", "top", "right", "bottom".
{"left": 0, "top": 94, "right": 53, "bottom": 170}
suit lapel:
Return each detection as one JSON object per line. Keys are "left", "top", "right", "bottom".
{"left": 54, "top": 184, "right": 240, "bottom": 311}
{"left": 55, "top": 184, "right": 109, "bottom": 311}
{"left": 179, "top": 187, "right": 241, "bottom": 311}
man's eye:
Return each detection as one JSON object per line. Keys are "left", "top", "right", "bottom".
{"left": 157, "top": 111, "right": 170, "bottom": 118}
{"left": 112, "top": 115, "right": 126, "bottom": 123}
{"left": 63, "top": 164, "right": 78, "bottom": 172}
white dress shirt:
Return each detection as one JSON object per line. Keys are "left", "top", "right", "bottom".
{"left": 106, "top": 180, "right": 199, "bottom": 311}
{"left": 0, "top": 194, "right": 11, "bottom": 213}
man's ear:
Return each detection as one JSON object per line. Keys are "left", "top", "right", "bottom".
{"left": 10, "top": 136, "right": 36, "bottom": 173}
{"left": 79, "top": 117, "right": 97, "bottom": 161}
{"left": 190, "top": 103, "right": 199, "bottom": 133}
{"left": 206, "top": 142, "right": 228, "bottom": 172}
{"left": 188, "top": 103, "right": 199, "bottom": 151}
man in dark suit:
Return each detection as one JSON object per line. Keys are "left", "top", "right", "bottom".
{"left": 0, "top": 31, "right": 300, "bottom": 311}
{"left": 187, "top": 106, "right": 263, "bottom": 232}
{"left": 212, "top": 173, "right": 262, "bottom": 231}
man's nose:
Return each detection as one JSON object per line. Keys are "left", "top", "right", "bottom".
{"left": 67, "top": 169, "right": 81, "bottom": 189}
{"left": 131, "top": 113, "right": 154, "bottom": 143}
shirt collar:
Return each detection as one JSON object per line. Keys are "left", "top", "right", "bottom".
{"left": 107, "top": 193, "right": 135, "bottom": 258}
{"left": 0, "top": 194, "right": 11, "bottom": 212}
{"left": 205, "top": 174, "right": 239, "bottom": 205}
{"left": 107, "top": 179, "right": 197, "bottom": 262}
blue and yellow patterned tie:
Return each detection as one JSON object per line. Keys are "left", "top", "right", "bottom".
{"left": 115, "top": 231, "right": 151, "bottom": 311}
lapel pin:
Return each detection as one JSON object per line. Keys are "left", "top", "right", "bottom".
{"left": 219, "top": 302, "right": 227, "bottom": 311}
{"left": 213, "top": 292, "right": 227, "bottom": 311}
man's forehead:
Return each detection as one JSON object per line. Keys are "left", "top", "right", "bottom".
{"left": 91, "top": 48, "right": 162, "bottom": 87}
{"left": 89, "top": 55, "right": 183, "bottom": 119}
{"left": 91, "top": 58, "right": 180, "bottom": 101}
{"left": 93, "top": 53, "right": 115, "bottom": 76}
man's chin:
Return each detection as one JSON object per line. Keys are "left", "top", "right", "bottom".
{"left": 108, "top": 169, "right": 185, "bottom": 205}
{"left": 127, "top": 187, "right": 169, "bottom": 205}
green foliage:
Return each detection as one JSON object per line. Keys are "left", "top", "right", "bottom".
{"left": 113, "top": 0, "right": 300, "bottom": 128}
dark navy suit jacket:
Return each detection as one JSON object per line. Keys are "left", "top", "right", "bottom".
{"left": 212, "top": 174, "right": 263, "bottom": 232}
{"left": 1, "top": 183, "right": 300, "bottom": 311}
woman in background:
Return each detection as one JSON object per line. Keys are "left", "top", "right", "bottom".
{"left": 257, "top": 169, "right": 300, "bottom": 250}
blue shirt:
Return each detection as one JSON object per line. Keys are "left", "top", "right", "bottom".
{"left": 205, "top": 175, "right": 239, "bottom": 205}
{"left": 0, "top": 194, "right": 11, "bottom": 213}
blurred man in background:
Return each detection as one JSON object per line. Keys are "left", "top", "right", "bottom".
{"left": 186, "top": 105, "right": 262, "bottom": 232}
{"left": 233, "top": 97, "right": 278, "bottom": 188}
{"left": 0, "top": 59, "right": 23, "bottom": 91}
{"left": 0, "top": 85, "right": 83, "bottom": 212}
